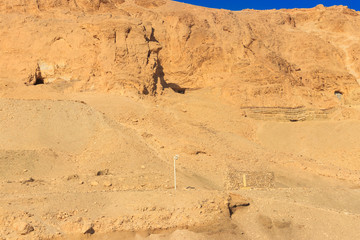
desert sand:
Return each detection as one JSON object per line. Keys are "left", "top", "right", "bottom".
{"left": 0, "top": 0, "right": 360, "bottom": 239}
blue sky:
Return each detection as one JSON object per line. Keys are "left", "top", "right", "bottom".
{"left": 174, "top": 0, "right": 360, "bottom": 11}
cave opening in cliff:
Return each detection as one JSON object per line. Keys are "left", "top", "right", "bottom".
{"left": 334, "top": 91, "right": 343, "bottom": 100}
{"left": 34, "top": 75, "right": 44, "bottom": 85}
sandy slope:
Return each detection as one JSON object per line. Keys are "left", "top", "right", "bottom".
{"left": 0, "top": 1, "right": 360, "bottom": 239}
{"left": 0, "top": 89, "right": 359, "bottom": 239}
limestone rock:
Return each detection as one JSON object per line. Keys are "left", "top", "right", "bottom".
{"left": 82, "top": 222, "right": 95, "bottom": 234}
{"left": 103, "top": 181, "right": 112, "bottom": 187}
{"left": 13, "top": 221, "right": 34, "bottom": 235}
{"left": 90, "top": 181, "right": 99, "bottom": 186}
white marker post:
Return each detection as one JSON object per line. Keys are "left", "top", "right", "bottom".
{"left": 243, "top": 174, "right": 247, "bottom": 188}
{"left": 174, "top": 155, "right": 179, "bottom": 190}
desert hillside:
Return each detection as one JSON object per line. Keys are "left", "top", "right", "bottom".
{"left": 0, "top": 1, "right": 360, "bottom": 239}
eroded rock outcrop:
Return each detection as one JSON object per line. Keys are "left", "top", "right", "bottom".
{"left": 0, "top": 1, "right": 359, "bottom": 107}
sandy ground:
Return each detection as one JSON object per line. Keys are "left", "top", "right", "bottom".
{"left": 0, "top": 85, "right": 359, "bottom": 239}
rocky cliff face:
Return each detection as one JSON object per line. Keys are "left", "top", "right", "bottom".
{"left": 1, "top": 0, "right": 359, "bottom": 107}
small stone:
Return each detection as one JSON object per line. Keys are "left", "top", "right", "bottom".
{"left": 103, "top": 181, "right": 112, "bottom": 187}
{"left": 21, "top": 178, "right": 35, "bottom": 184}
{"left": 141, "top": 133, "right": 153, "bottom": 138}
{"left": 13, "top": 221, "right": 34, "bottom": 235}
{"left": 141, "top": 165, "right": 145, "bottom": 169}
{"left": 82, "top": 222, "right": 95, "bottom": 235}
{"left": 67, "top": 174, "right": 79, "bottom": 180}
{"left": 90, "top": 181, "right": 99, "bottom": 186}
{"left": 96, "top": 169, "right": 109, "bottom": 176}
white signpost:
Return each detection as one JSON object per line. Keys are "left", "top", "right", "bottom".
{"left": 173, "top": 155, "right": 179, "bottom": 190}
